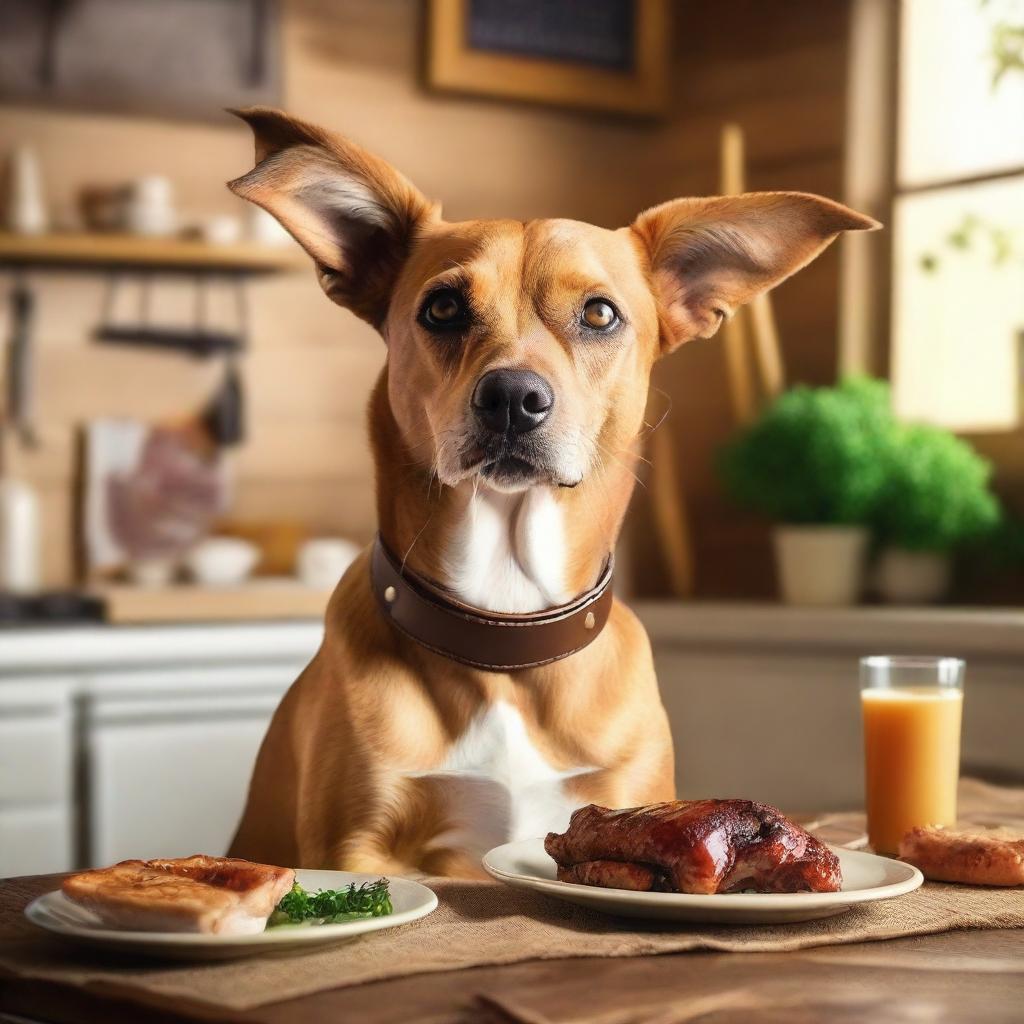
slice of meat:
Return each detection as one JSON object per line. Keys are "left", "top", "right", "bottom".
{"left": 898, "top": 826, "right": 1024, "bottom": 886}
{"left": 62, "top": 855, "right": 295, "bottom": 934}
{"left": 545, "top": 799, "right": 842, "bottom": 894}
{"left": 556, "top": 860, "right": 668, "bottom": 891}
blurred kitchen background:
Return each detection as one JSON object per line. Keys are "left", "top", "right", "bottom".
{"left": 1, "top": 0, "right": 1022, "bottom": 874}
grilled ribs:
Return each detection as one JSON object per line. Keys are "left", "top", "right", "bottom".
{"left": 545, "top": 799, "right": 842, "bottom": 894}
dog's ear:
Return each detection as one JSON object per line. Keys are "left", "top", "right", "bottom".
{"left": 631, "top": 192, "right": 879, "bottom": 354}
{"left": 228, "top": 107, "right": 439, "bottom": 327}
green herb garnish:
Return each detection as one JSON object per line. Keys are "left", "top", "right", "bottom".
{"left": 267, "top": 879, "right": 393, "bottom": 928}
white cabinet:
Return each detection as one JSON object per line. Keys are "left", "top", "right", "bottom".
{"left": 88, "top": 715, "right": 274, "bottom": 863}
{"left": 84, "top": 667, "right": 297, "bottom": 865}
{"left": 0, "top": 678, "right": 74, "bottom": 877}
{"left": 0, "top": 622, "right": 321, "bottom": 875}
{"left": 0, "top": 806, "right": 72, "bottom": 876}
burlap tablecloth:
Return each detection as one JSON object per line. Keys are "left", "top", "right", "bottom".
{"left": 0, "top": 780, "right": 1020, "bottom": 1013}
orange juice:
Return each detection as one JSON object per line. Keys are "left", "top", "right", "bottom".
{"left": 861, "top": 687, "right": 963, "bottom": 854}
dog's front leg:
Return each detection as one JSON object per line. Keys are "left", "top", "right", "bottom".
{"left": 308, "top": 774, "right": 498, "bottom": 879}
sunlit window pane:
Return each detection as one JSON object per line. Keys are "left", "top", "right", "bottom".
{"left": 892, "top": 174, "right": 1024, "bottom": 430}
{"left": 899, "top": 0, "right": 1024, "bottom": 188}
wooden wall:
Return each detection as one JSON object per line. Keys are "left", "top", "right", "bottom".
{"left": 630, "top": 0, "right": 855, "bottom": 598}
{"left": 0, "top": 0, "right": 854, "bottom": 593}
{"left": 0, "top": 0, "right": 670, "bottom": 586}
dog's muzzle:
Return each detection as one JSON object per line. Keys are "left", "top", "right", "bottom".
{"left": 469, "top": 368, "right": 556, "bottom": 486}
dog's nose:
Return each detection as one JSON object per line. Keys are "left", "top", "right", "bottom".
{"left": 472, "top": 369, "right": 554, "bottom": 434}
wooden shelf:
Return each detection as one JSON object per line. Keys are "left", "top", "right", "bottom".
{"left": 91, "top": 580, "right": 332, "bottom": 624}
{"left": 0, "top": 232, "right": 306, "bottom": 275}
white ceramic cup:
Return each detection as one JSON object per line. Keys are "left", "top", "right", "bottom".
{"left": 201, "top": 215, "right": 242, "bottom": 245}
{"left": 185, "top": 537, "right": 259, "bottom": 587}
{"left": 126, "top": 176, "right": 176, "bottom": 237}
{"left": 297, "top": 538, "right": 359, "bottom": 590}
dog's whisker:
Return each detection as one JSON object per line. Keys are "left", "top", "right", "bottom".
{"left": 639, "top": 387, "right": 674, "bottom": 439}
{"left": 400, "top": 511, "right": 435, "bottom": 573}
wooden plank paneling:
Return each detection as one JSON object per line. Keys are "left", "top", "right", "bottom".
{"left": 234, "top": 420, "right": 374, "bottom": 482}
{"left": 0, "top": 0, "right": 854, "bottom": 596}
{"left": 632, "top": 0, "right": 853, "bottom": 599}
{"left": 229, "top": 479, "right": 377, "bottom": 540}
{"left": 245, "top": 346, "right": 384, "bottom": 423}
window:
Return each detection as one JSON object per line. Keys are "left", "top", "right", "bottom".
{"left": 890, "top": 0, "right": 1024, "bottom": 432}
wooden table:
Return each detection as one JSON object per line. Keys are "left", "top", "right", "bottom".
{"left": 2, "top": 874, "right": 1023, "bottom": 1024}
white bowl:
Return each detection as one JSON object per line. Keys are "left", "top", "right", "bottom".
{"left": 296, "top": 538, "right": 360, "bottom": 590}
{"left": 185, "top": 538, "right": 259, "bottom": 587}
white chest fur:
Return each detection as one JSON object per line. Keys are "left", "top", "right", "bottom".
{"left": 443, "top": 487, "right": 570, "bottom": 614}
{"left": 414, "top": 701, "right": 589, "bottom": 860}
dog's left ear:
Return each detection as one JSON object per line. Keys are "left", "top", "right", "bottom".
{"left": 227, "top": 107, "right": 439, "bottom": 327}
{"left": 631, "top": 192, "right": 879, "bottom": 354}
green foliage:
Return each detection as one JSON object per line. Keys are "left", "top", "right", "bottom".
{"left": 719, "top": 377, "right": 1001, "bottom": 550}
{"left": 991, "top": 19, "right": 1024, "bottom": 84}
{"left": 267, "top": 879, "right": 393, "bottom": 928}
{"left": 918, "top": 212, "right": 1022, "bottom": 275}
{"left": 718, "top": 377, "right": 893, "bottom": 526}
{"left": 872, "top": 424, "right": 1001, "bottom": 551}
{"left": 980, "top": 0, "right": 1024, "bottom": 85}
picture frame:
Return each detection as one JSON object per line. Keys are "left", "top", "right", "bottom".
{"left": 0, "top": 0, "right": 281, "bottom": 123}
{"left": 426, "top": 0, "right": 670, "bottom": 118}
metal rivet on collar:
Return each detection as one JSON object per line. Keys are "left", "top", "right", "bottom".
{"left": 584, "top": 611, "right": 596, "bottom": 630}
{"left": 384, "top": 585, "right": 397, "bottom": 604}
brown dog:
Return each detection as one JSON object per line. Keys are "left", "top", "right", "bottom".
{"left": 227, "top": 108, "right": 876, "bottom": 876}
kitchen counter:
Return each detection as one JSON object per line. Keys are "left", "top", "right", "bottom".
{"left": 634, "top": 601, "right": 1024, "bottom": 659}
{"left": 3, "top": 601, "right": 1020, "bottom": 677}
{"left": 0, "top": 620, "right": 324, "bottom": 675}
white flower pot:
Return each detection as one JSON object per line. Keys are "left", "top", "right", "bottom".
{"left": 773, "top": 526, "right": 868, "bottom": 606}
{"left": 876, "top": 548, "right": 951, "bottom": 604}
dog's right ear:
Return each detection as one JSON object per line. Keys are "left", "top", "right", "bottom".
{"left": 228, "top": 107, "right": 439, "bottom": 327}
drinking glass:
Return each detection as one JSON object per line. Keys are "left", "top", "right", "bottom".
{"left": 860, "top": 655, "right": 965, "bottom": 855}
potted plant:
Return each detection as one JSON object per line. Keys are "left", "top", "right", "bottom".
{"left": 871, "top": 424, "right": 1000, "bottom": 603}
{"left": 719, "top": 378, "right": 893, "bottom": 605}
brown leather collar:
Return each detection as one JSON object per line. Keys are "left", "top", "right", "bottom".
{"left": 370, "top": 534, "right": 614, "bottom": 672}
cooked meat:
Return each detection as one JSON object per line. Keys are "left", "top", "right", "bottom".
{"left": 546, "top": 800, "right": 842, "bottom": 894}
{"left": 556, "top": 860, "right": 669, "bottom": 891}
{"left": 62, "top": 855, "right": 295, "bottom": 934}
{"left": 898, "top": 826, "right": 1024, "bottom": 886}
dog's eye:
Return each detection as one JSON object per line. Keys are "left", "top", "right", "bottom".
{"left": 582, "top": 298, "right": 619, "bottom": 331}
{"left": 420, "top": 288, "right": 469, "bottom": 330}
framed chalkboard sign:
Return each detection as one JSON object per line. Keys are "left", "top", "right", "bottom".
{"left": 427, "top": 0, "right": 669, "bottom": 117}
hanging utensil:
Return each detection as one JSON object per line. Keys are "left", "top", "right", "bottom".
{"left": 202, "top": 355, "right": 245, "bottom": 447}
{"left": 6, "top": 274, "right": 38, "bottom": 448}
{"left": 94, "top": 272, "right": 243, "bottom": 358}
{"left": 201, "top": 279, "right": 249, "bottom": 447}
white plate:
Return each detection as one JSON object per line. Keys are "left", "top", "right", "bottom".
{"left": 483, "top": 839, "right": 923, "bottom": 924}
{"left": 25, "top": 870, "right": 437, "bottom": 960}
